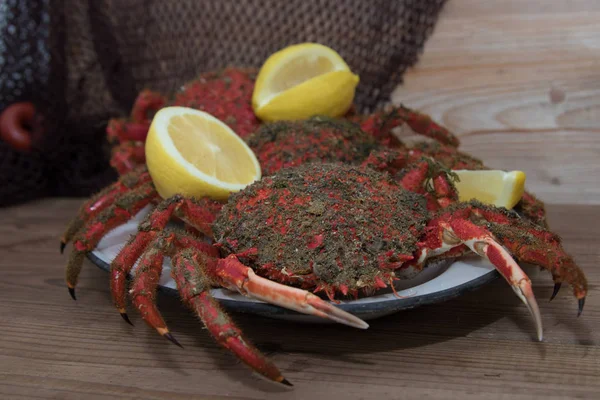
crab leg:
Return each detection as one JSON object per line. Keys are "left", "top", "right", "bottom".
{"left": 362, "top": 150, "right": 460, "bottom": 212}
{"left": 398, "top": 158, "right": 459, "bottom": 210}
{"left": 411, "top": 141, "right": 549, "bottom": 227}
{"left": 65, "top": 182, "right": 157, "bottom": 300}
{"left": 128, "top": 229, "right": 219, "bottom": 342}
{"left": 60, "top": 167, "right": 152, "bottom": 252}
{"left": 171, "top": 249, "right": 292, "bottom": 386}
{"left": 358, "top": 106, "right": 460, "bottom": 148}
{"left": 110, "top": 141, "right": 147, "bottom": 176}
{"left": 515, "top": 191, "right": 548, "bottom": 229}
{"left": 110, "top": 208, "right": 174, "bottom": 322}
{"left": 128, "top": 246, "right": 170, "bottom": 335}
{"left": 105, "top": 90, "right": 165, "bottom": 144}
{"left": 424, "top": 217, "right": 543, "bottom": 341}
{"left": 110, "top": 230, "right": 156, "bottom": 324}
{"left": 215, "top": 255, "right": 369, "bottom": 330}
{"left": 129, "top": 89, "right": 167, "bottom": 123}
{"left": 468, "top": 205, "right": 586, "bottom": 309}
{"left": 111, "top": 196, "right": 222, "bottom": 322}
{"left": 106, "top": 119, "right": 151, "bottom": 145}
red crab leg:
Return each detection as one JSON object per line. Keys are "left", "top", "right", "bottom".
{"left": 467, "top": 205, "right": 586, "bottom": 309}
{"left": 516, "top": 191, "right": 548, "bottom": 228}
{"left": 423, "top": 216, "right": 543, "bottom": 341}
{"left": 127, "top": 246, "right": 171, "bottom": 338}
{"left": 215, "top": 254, "right": 369, "bottom": 329}
{"left": 65, "top": 182, "right": 158, "bottom": 300}
{"left": 60, "top": 167, "right": 152, "bottom": 253}
{"left": 111, "top": 195, "right": 222, "bottom": 323}
{"left": 106, "top": 119, "right": 151, "bottom": 144}
{"left": 171, "top": 249, "right": 292, "bottom": 386}
{"left": 110, "top": 141, "right": 147, "bottom": 175}
{"left": 361, "top": 150, "right": 459, "bottom": 211}
{"left": 411, "top": 142, "right": 549, "bottom": 227}
{"left": 110, "top": 204, "right": 175, "bottom": 322}
{"left": 361, "top": 150, "right": 458, "bottom": 211}
{"left": 105, "top": 90, "right": 165, "bottom": 144}
{"left": 358, "top": 106, "right": 460, "bottom": 148}
{"left": 398, "top": 159, "right": 459, "bottom": 210}
{"left": 129, "top": 229, "right": 219, "bottom": 341}
{"left": 129, "top": 89, "right": 166, "bottom": 123}
{"left": 110, "top": 230, "right": 157, "bottom": 324}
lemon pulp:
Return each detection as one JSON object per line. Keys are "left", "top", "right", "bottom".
{"left": 145, "top": 106, "right": 261, "bottom": 200}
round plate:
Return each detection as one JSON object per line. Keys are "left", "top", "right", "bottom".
{"left": 88, "top": 205, "right": 499, "bottom": 323}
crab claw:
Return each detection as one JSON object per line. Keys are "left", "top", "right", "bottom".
{"left": 508, "top": 272, "right": 543, "bottom": 342}
{"left": 439, "top": 221, "right": 544, "bottom": 341}
{"left": 216, "top": 255, "right": 369, "bottom": 330}
{"left": 465, "top": 238, "right": 543, "bottom": 341}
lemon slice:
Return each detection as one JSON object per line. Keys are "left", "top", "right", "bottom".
{"left": 145, "top": 106, "right": 261, "bottom": 200}
{"left": 453, "top": 170, "right": 526, "bottom": 209}
{"left": 252, "top": 43, "right": 360, "bottom": 121}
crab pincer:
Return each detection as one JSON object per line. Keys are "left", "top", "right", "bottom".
{"left": 420, "top": 201, "right": 588, "bottom": 341}
{"left": 171, "top": 249, "right": 292, "bottom": 386}
{"left": 216, "top": 254, "right": 369, "bottom": 329}
{"left": 433, "top": 220, "right": 544, "bottom": 341}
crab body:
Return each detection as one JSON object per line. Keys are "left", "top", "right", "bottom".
{"left": 246, "top": 116, "right": 379, "bottom": 175}
{"left": 214, "top": 163, "right": 428, "bottom": 298}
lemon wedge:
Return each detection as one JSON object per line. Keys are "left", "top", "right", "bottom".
{"left": 252, "top": 43, "right": 360, "bottom": 121}
{"left": 453, "top": 170, "right": 526, "bottom": 209}
{"left": 145, "top": 106, "right": 261, "bottom": 200}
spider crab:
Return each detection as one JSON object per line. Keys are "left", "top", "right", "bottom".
{"left": 103, "top": 67, "right": 548, "bottom": 227}
{"left": 106, "top": 68, "right": 261, "bottom": 175}
{"left": 61, "top": 114, "right": 587, "bottom": 386}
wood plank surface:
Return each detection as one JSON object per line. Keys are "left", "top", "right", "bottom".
{"left": 2, "top": 0, "right": 600, "bottom": 399}
{"left": 392, "top": 0, "right": 600, "bottom": 205}
{"left": 0, "top": 199, "right": 598, "bottom": 400}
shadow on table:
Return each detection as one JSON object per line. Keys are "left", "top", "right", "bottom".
{"left": 70, "top": 263, "right": 592, "bottom": 392}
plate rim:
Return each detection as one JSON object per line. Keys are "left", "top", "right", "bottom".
{"left": 87, "top": 252, "right": 499, "bottom": 317}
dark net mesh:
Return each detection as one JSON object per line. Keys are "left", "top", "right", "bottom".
{"left": 0, "top": 0, "right": 448, "bottom": 207}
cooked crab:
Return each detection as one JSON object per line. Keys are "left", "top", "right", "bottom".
{"left": 102, "top": 65, "right": 547, "bottom": 225}
{"left": 103, "top": 67, "right": 460, "bottom": 173}
{"left": 60, "top": 118, "right": 587, "bottom": 386}
{"left": 106, "top": 68, "right": 261, "bottom": 175}
{"left": 247, "top": 116, "right": 548, "bottom": 226}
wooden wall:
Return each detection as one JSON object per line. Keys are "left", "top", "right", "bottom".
{"left": 392, "top": 0, "right": 600, "bottom": 205}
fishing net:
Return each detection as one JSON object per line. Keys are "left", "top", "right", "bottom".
{"left": 0, "top": 0, "right": 448, "bottom": 207}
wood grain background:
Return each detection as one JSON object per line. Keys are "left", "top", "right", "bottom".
{"left": 392, "top": 0, "right": 600, "bottom": 206}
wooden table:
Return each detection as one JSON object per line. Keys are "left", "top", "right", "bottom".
{"left": 1, "top": 1, "right": 599, "bottom": 399}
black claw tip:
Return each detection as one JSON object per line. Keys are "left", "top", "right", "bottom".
{"left": 120, "top": 312, "right": 134, "bottom": 326}
{"left": 60, "top": 241, "right": 66, "bottom": 254}
{"left": 164, "top": 332, "right": 183, "bottom": 348}
{"left": 68, "top": 287, "right": 76, "bottom": 300}
{"left": 578, "top": 298, "right": 585, "bottom": 317}
{"left": 550, "top": 283, "right": 562, "bottom": 301}
{"left": 280, "top": 378, "right": 293, "bottom": 387}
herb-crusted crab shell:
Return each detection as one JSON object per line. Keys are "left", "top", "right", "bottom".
{"left": 245, "top": 116, "right": 379, "bottom": 175}
{"left": 213, "top": 162, "right": 429, "bottom": 298}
